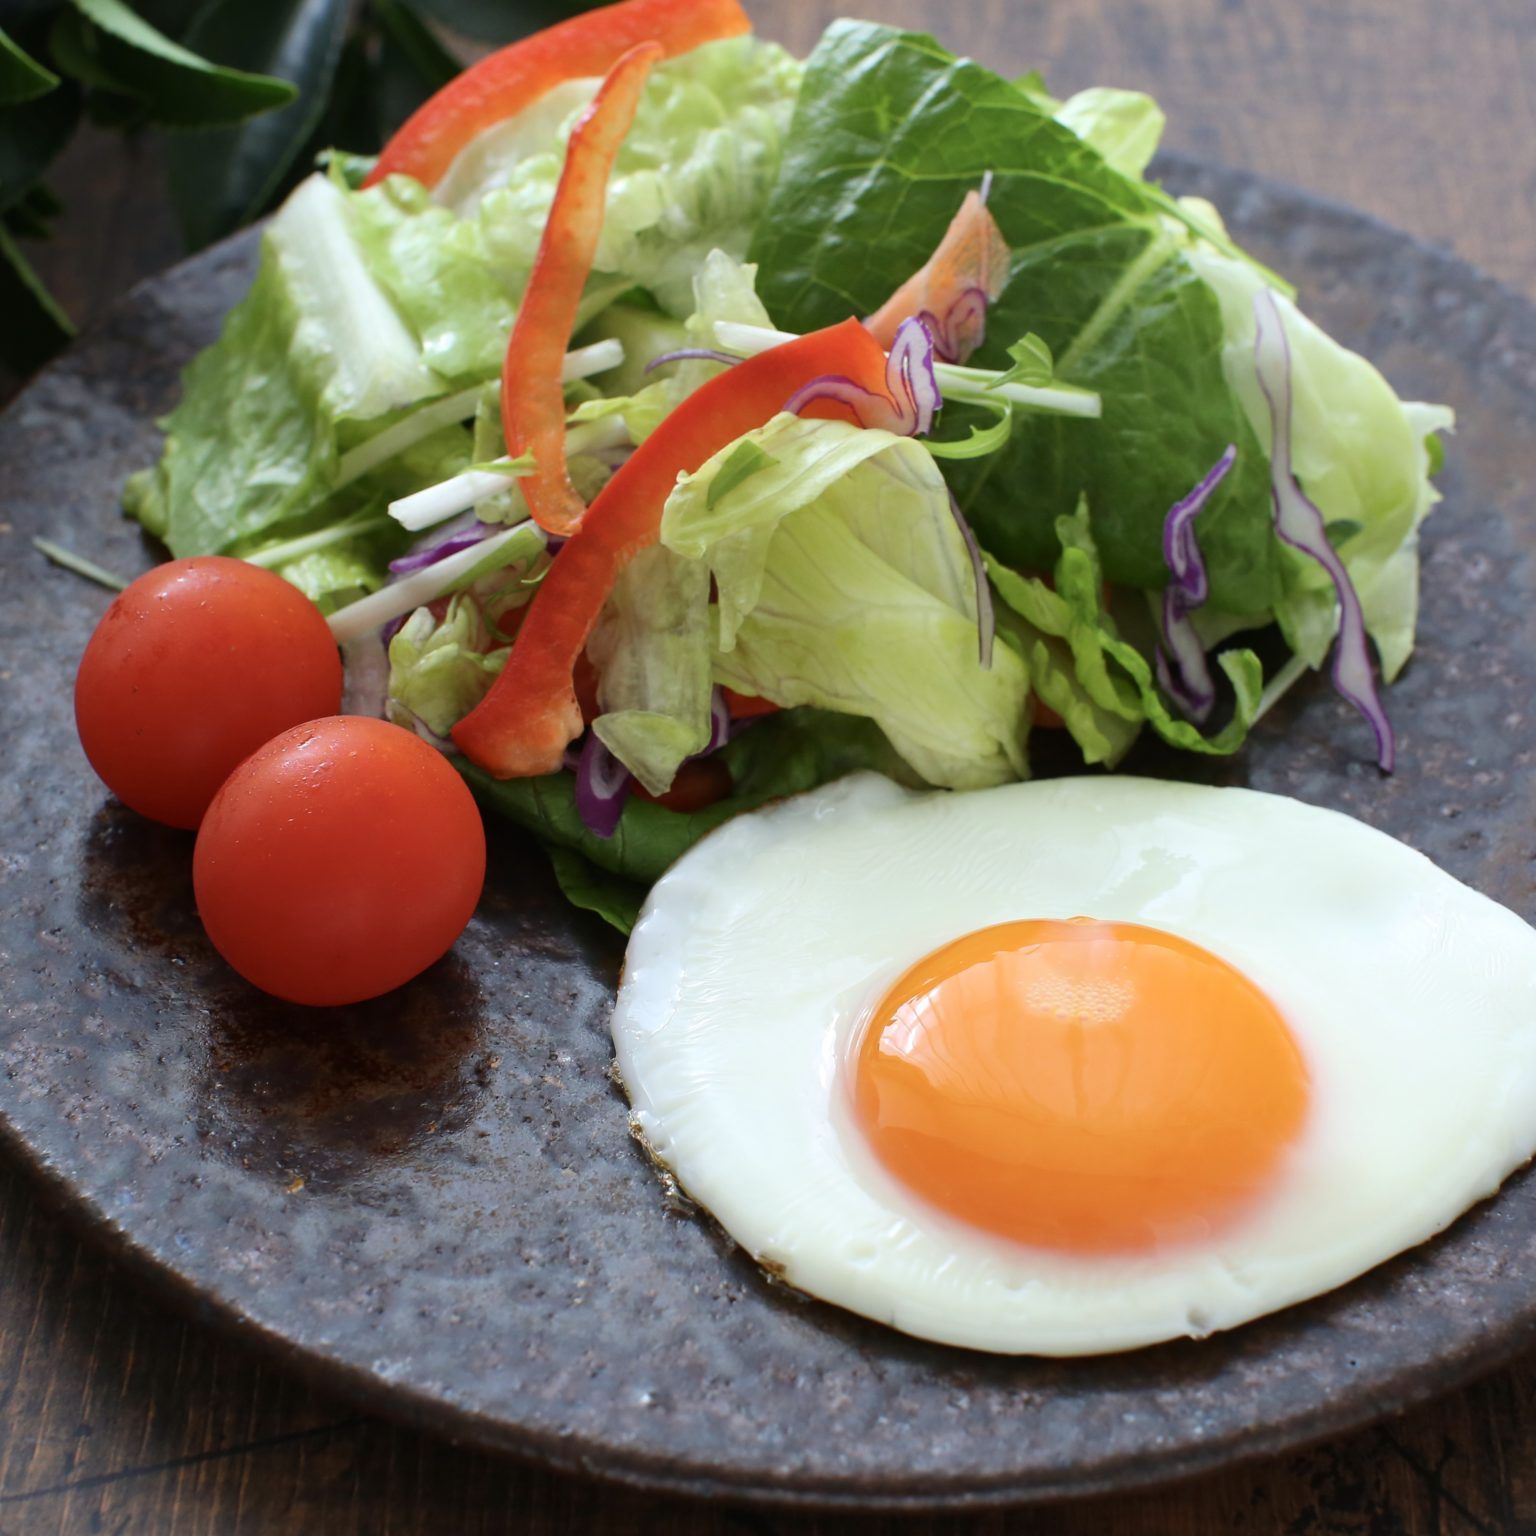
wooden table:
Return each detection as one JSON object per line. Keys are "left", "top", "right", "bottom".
{"left": 4, "top": 1, "right": 1534, "bottom": 1530}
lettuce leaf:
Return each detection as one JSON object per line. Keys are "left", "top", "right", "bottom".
{"left": 1017, "top": 75, "right": 1167, "bottom": 181}
{"left": 988, "top": 501, "right": 1264, "bottom": 758}
{"left": 458, "top": 706, "right": 918, "bottom": 896}
{"left": 750, "top": 20, "right": 1279, "bottom": 612}
{"left": 573, "top": 248, "right": 775, "bottom": 446}
{"left": 129, "top": 173, "right": 445, "bottom": 559}
{"left": 662, "top": 414, "right": 1032, "bottom": 789}
{"left": 452, "top": 37, "right": 802, "bottom": 317}
{"left": 1053, "top": 87, "right": 1166, "bottom": 180}
{"left": 386, "top": 594, "right": 509, "bottom": 739}
{"left": 545, "top": 845, "right": 648, "bottom": 935}
{"left": 348, "top": 173, "right": 519, "bottom": 386}
{"left": 1175, "top": 199, "right": 1454, "bottom": 679}
{"left": 588, "top": 544, "right": 714, "bottom": 796}
{"left": 128, "top": 37, "right": 800, "bottom": 574}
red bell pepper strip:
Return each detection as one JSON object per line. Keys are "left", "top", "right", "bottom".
{"left": 722, "top": 687, "right": 779, "bottom": 721}
{"left": 504, "top": 42, "right": 660, "bottom": 535}
{"left": 865, "top": 190, "right": 1010, "bottom": 364}
{"left": 452, "top": 319, "right": 894, "bottom": 777}
{"left": 363, "top": 0, "right": 750, "bottom": 191}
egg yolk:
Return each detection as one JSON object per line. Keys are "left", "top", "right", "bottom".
{"left": 850, "top": 919, "right": 1309, "bottom": 1254}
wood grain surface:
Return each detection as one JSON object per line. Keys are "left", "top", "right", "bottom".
{"left": 4, "top": 1, "right": 1535, "bottom": 1531}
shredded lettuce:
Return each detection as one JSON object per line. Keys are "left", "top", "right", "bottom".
{"left": 988, "top": 501, "right": 1265, "bottom": 758}
{"left": 1175, "top": 198, "right": 1454, "bottom": 679}
{"left": 386, "top": 594, "right": 509, "bottom": 739}
{"left": 588, "top": 545, "right": 714, "bottom": 796}
{"left": 445, "top": 37, "right": 802, "bottom": 316}
{"left": 573, "top": 248, "right": 774, "bottom": 446}
{"left": 662, "top": 415, "right": 1031, "bottom": 789}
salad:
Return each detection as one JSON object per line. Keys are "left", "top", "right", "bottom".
{"left": 118, "top": 0, "right": 1451, "bottom": 934}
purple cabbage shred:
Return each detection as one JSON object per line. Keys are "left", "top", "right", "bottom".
{"left": 1253, "top": 288, "right": 1395, "bottom": 772}
{"left": 917, "top": 286, "right": 990, "bottom": 365}
{"left": 1155, "top": 445, "right": 1237, "bottom": 723}
{"left": 783, "top": 316, "right": 943, "bottom": 437}
{"left": 644, "top": 347, "right": 740, "bottom": 374}
{"left": 947, "top": 494, "right": 995, "bottom": 669}
{"left": 574, "top": 730, "right": 633, "bottom": 839}
{"left": 388, "top": 513, "right": 495, "bottom": 577}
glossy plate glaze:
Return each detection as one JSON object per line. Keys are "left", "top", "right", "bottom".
{"left": 1, "top": 156, "right": 1535, "bottom": 1511}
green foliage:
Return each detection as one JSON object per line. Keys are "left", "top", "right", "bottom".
{"left": 750, "top": 21, "right": 1280, "bottom": 613}
{"left": 0, "top": 0, "right": 604, "bottom": 374}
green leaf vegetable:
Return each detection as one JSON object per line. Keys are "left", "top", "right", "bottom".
{"left": 74, "top": 7, "right": 1449, "bottom": 932}
{"left": 0, "top": 1, "right": 612, "bottom": 374}
{"left": 751, "top": 21, "right": 1281, "bottom": 615}
{"left": 125, "top": 37, "right": 798, "bottom": 603}
{"left": 662, "top": 414, "right": 1031, "bottom": 789}
{"left": 460, "top": 707, "right": 921, "bottom": 928}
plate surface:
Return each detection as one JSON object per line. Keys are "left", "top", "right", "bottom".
{"left": 2, "top": 155, "right": 1536, "bottom": 1511}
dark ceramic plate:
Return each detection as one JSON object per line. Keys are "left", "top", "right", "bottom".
{"left": 3, "top": 155, "right": 1536, "bottom": 1512}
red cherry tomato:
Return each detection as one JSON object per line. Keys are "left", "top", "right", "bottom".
{"left": 74, "top": 556, "right": 343, "bottom": 829}
{"left": 194, "top": 717, "right": 486, "bottom": 1007}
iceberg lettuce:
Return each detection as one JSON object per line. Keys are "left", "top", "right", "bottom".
{"left": 386, "top": 594, "right": 509, "bottom": 739}
{"left": 444, "top": 37, "right": 802, "bottom": 317}
{"left": 1175, "top": 199, "right": 1454, "bottom": 679}
{"left": 987, "top": 501, "right": 1264, "bottom": 761}
{"left": 127, "top": 36, "right": 801, "bottom": 584}
{"left": 661, "top": 414, "right": 1032, "bottom": 789}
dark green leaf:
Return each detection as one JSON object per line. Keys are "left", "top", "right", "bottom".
{"left": 545, "top": 846, "right": 644, "bottom": 934}
{"left": 459, "top": 708, "right": 914, "bottom": 890}
{"left": 0, "top": 219, "right": 74, "bottom": 373}
{"left": 0, "top": 77, "right": 80, "bottom": 212}
{"left": 0, "top": 24, "right": 60, "bottom": 101}
{"left": 61, "top": 0, "right": 296, "bottom": 127}
{"left": 1324, "top": 518, "right": 1364, "bottom": 550}
{"left": 166, "top": 0, "right": 350, "bottom": 250}
{"left": 373, "top": 0, "right": 461, "bottom": 89}
{"left": 1425, "top": 431, "right": 1445, "bottom": 478}
{"left": 750, "top": 22, "right": 1279, "bottom": 614}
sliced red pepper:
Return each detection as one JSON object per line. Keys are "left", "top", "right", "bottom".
{"left": 363, "top": 0, "right": 749, "bottom": 191}
{"left": 722, "top": 687, "right": 779, "bottom": 721}
{"left": 865, "top": 190, "right": 1010, "bottom": 363}
{"left": 453, "top": 319, "right": 893, "bottom": 777}
{"left": 504, "top": 42, "right": 660, "bottom": 535}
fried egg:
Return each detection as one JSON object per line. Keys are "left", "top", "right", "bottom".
{"left": 610, "top": 774, "right": 1536, "bottom": 1355}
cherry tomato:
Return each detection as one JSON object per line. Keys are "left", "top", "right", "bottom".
{"left": 74, "top": 557, "right": 342, "bottom": 829}
{"left": 193, "top": 717, "right": 486, "bottom": 1007}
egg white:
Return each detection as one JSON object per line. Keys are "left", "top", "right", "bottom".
{"left": 610, "top": 774, "right": 1536, "bottom": 1355}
